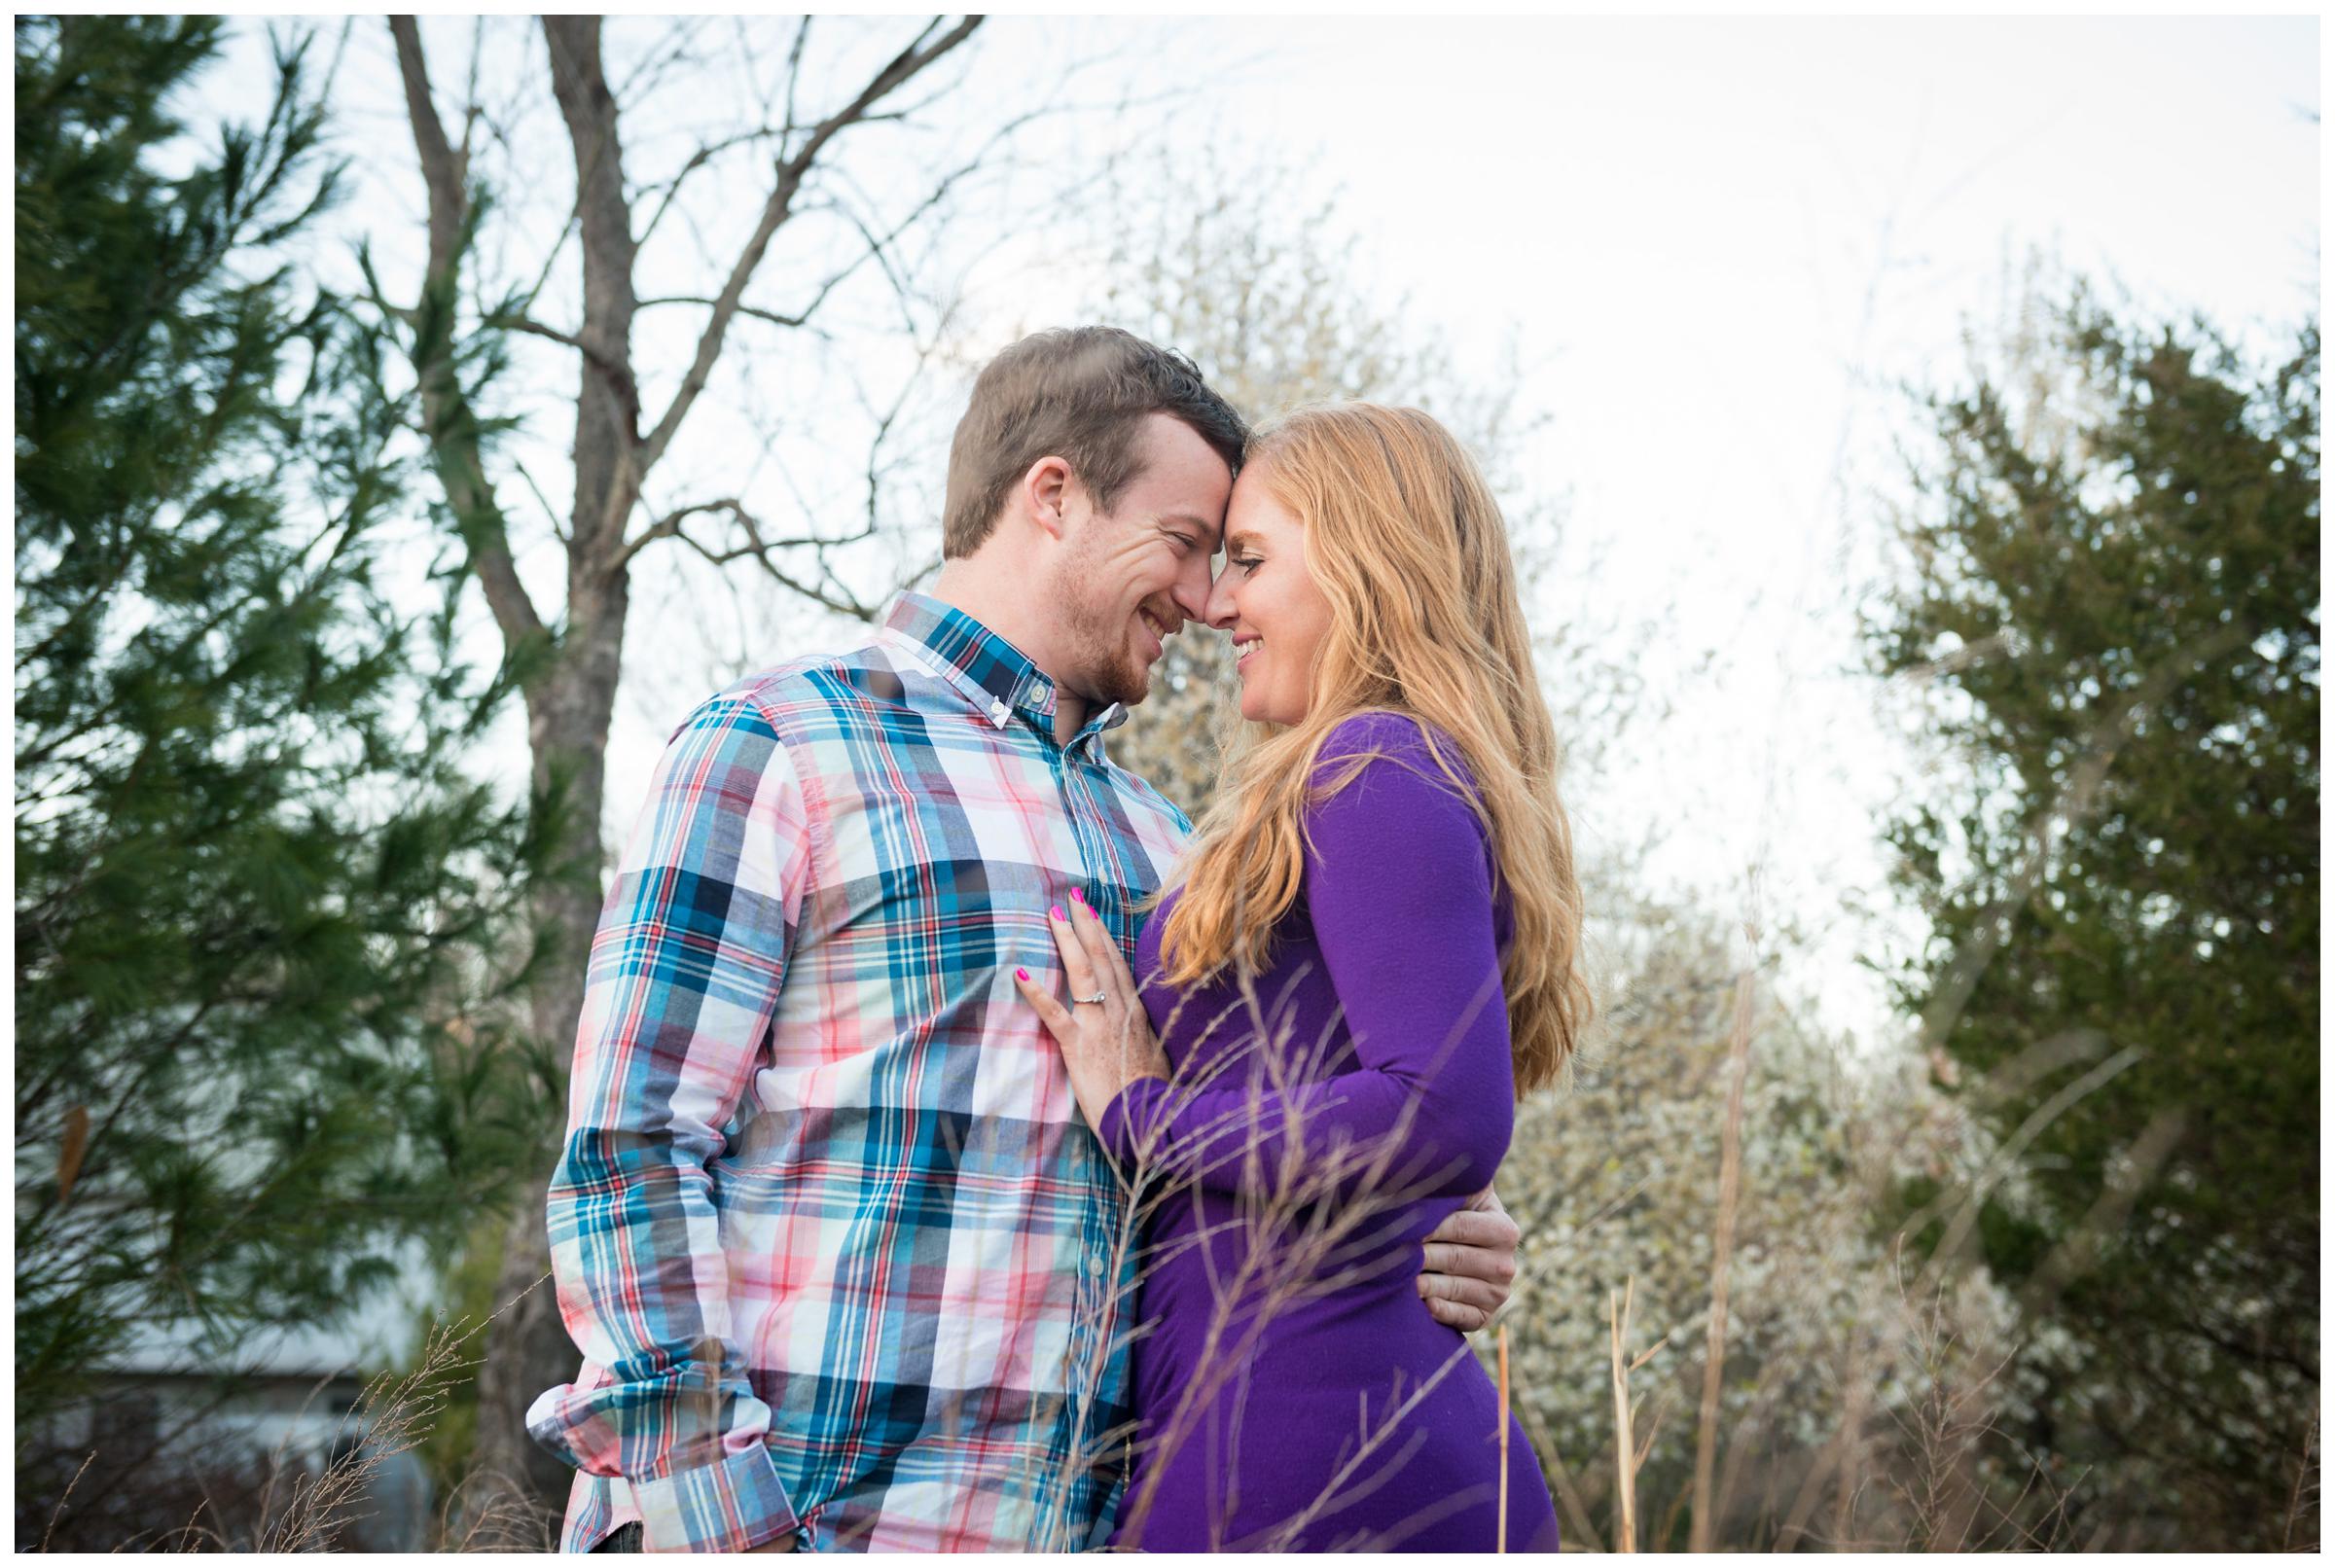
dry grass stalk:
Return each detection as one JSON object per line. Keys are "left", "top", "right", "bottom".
{"left": 1687, "top": 936, "right": 1759, "bottom": 1550}
{"left": 1518, "top": 1397, "right": 1605, "bottom": 1552}
{"left": 1497, "top": 1322, "right": 1511, "bottom": 1552}
{"left": 1874, "top": 1246, "right": 2084, "bottom": 1553}
{"left": 236, "top": 1306, "right": 513, "bottom": 1550}
{"left": 413, "top": 1272, "right": 566, "bottom": 1552}
{"left": 1701, "top": 1349, "right": 1795, "bottom": 1542}
{"left": 1604, "top": 1272, "right": 1669, "bottom": 1551}
{"left": 1794, "top": 1264, "right": 1886, "bottom": 1551}
{"left": 1051, "top": 954, "right": 1528, "bottom": 1552}
{"left": 37, "top": 1450, "right": 95, "bottom": 1551}
{"left": 96, "top": 1273, "right": 562, "bottom": 1553}
{"left": 2281, "top": 1412, "right": 2318, "bottom": 1552}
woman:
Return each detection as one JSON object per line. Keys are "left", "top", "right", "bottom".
{"left": 1014, "top": 403, "right": 1590, "bottom": 1551}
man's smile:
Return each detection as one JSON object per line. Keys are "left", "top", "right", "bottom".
{"left": 1135, "top": 606, "right": 1172, "bottom": 662}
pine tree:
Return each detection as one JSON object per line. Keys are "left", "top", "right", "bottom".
{"left": 1867, "top": 283, "right": 2318, "bottom": 1548}
{"left": 14, "top": 14, "right": 551, "bottom": 1520}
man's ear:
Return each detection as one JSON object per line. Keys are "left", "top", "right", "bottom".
{"left": 1019, "top": 454, "right": 1074, "bottom": 542}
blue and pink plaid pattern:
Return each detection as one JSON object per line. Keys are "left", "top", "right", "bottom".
{"left": 525, "top": 591, "right": 1190, "bottom": 1551}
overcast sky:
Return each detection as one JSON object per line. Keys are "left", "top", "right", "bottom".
{"left": 204, "top": 13, "right": 2319, "bottom": 1052}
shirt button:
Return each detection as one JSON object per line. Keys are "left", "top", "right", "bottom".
{"left": 988, "top": 698, "right": 1010, "bottom": 727}
{"left": 1085, "top": 1252, "right": 1103, "bottom": 1277}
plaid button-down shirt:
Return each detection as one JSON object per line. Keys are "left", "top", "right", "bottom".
{"left": 526, "top": 591, "right": 1191, "bottom": 1552}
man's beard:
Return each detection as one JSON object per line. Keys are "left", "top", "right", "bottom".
{"left": 1052, "top": 540, "right": 1152, "bottom": 710}
{"left": 1058, "top": 589, "right": 1150, "bottom": 709}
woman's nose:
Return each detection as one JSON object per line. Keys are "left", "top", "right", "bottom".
{"left": 1203, "top": 565, "right": 1238, "bottom": 629}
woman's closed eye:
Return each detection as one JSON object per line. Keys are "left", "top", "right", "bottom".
{"left": 1228, "top": 553, "right": 1261, "bottom": 576}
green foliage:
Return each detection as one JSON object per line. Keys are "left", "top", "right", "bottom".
{"left": 14, "top": 16, "right": 553, "bottom": 1446}
{"left": 1866, "top": 280, "right": 2318, "bottom": 1547}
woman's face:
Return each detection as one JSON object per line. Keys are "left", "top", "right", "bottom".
{"left": 1205, "top": 465, "right": 1336, "bottom": 727}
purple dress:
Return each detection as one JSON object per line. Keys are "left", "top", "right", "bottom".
{"left": 1096, "top": 713, "right": 1561, "bottom": 1553}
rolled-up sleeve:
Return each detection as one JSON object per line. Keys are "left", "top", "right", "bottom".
{"left": 524, "top": 693, "right": 812, "bottom": 1552}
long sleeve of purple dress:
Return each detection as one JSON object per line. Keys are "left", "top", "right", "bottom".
{"left": 1089, "top": 710, "right": 1560, "bottom": 1554}
{"left": 1097, "top": 711, "right": 1516, "bottom": 1203}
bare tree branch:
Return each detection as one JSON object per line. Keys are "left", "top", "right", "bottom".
{"left": 611, "top": 14, "right": 718, "bottom": 108}
{"left": 541, "top": 16, "right": 644, "bottom": 562}
{"left": 779, "top": 16, "right": 811, "bottom": 142}
{"left": 482, "top": 309, "right": 616, "bottom": 374}
{"left": 386, "top": 15, "right": 546, "bottom": 655}
{"left": 634, "top": 125, "right": 787, "bottom": 250}
{"left": 390, "top": 18, "right": 464, "bottom": 262}
{"left": 634, "top": 15, "right": 983, "bottom": 478}
{"left": 511, "top": 455, "right": 572, "bottom": 549}
{"left": 634, "top": 293, "right": 816, "bottom": 330}
{"left": 509, "top": 204, "right": 581, "bottom": 322}
{"left": 616, "top": 496, "right": 876, "bottom": 580}
{"left": 636, "top": 87, "right": 1056, "bottom": 358}
{"left": 651, "top": 497, "right": 886, "bottom": 621}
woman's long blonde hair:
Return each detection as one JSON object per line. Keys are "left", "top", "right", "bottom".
{"left": 1150, "top": 403, "right": 1592, "bottom": 1094}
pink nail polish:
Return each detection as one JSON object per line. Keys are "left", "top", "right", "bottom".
{"left": 1015, "top": 967, "right": 1029, "bottom": 982}
{"left": 1069, "top": 887, "right": 1087, "bottom": 906}
{"left": 1050, "top": 905, "right": 1064, "bottom": 922}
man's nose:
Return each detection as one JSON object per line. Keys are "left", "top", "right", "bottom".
{"left": 1170, "top": 551, "right": 1213, "bottom": 624}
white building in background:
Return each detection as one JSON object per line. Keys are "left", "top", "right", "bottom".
{"left": 40, "top": 1248, "right": 441, "bottom": 1552}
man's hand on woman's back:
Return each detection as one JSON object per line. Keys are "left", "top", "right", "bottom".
{"left": 1418, "top": 1185, "right": 1523, "bottom": 1332}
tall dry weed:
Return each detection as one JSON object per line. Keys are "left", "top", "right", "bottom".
{"left": 1039, "top": 951, "right": 1547, "bottom": 1552}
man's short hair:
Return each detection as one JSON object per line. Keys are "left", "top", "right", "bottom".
{"left": 942, "top": 327, "right": 1249, "bottom": 558}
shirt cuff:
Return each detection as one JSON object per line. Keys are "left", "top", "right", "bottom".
{"left": 630, "top": 1441, "right": 800, "bottom": 1553}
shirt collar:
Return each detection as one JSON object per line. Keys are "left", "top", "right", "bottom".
{"left": 880, "top": 589, "right": 1130, "bottom": 743}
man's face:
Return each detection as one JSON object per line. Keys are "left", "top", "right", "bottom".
{"left": 1050, "top": 412, "right": 1235, "bottom": 710}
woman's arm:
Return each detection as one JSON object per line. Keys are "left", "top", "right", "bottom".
{"left": 1097, "top": 719, "right": 1518, "bottom": 1208}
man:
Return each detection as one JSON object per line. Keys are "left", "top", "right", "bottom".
{"left": 526, "top": 328, "right": 1524, "bottom": 1552}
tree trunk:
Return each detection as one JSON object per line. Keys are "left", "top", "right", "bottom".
{"left": 459, "top": 20, "right": 644, "bottom": 1538}
{"left": 464, "top": 616, "right": 627, "bottom": 1539}
{"left": 390, "top": 14, "right": 987, "bottom": 1539}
